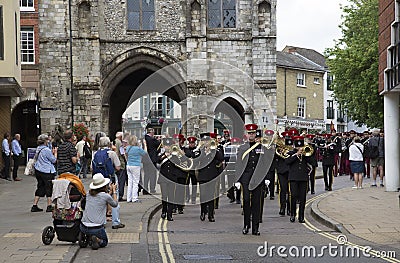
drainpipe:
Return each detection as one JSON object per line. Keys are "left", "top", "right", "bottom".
{"left": 284, "top": 68, "right": 287, "bottom": 116}
{"left": 68, "top": 0, "right": 74, "bottom": 127}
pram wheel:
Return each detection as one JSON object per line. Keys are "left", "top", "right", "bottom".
{"left": 78, "top": 231, "right": 89, "bottom": 248}
{"left": 42, "top": 226, "right": 55, "bottom": 245}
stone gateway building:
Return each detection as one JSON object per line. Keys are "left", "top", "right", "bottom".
{"left": 37, "top": 0, "right": 277, "bottom": 138}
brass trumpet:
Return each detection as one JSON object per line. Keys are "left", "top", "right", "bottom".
{"left": 301, "top": 144, "right": 314, "bottom": 157}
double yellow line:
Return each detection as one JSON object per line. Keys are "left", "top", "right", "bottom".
{"left": 303, "top": 193, "right": 399, "bottom": 263}
{"left": 157, "top": 219, "right": 175, "bottom": 263}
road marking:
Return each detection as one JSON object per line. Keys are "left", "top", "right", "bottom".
{"left": 304, "top": 193, "right": 399, "bottom": 263}
{"left": 158, "top": 218, "right": 168, "bottom": 263}
{"left": 157, "top": 218, "right": 176, "bottom": 263}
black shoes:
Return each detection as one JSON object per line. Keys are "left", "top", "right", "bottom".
{"left": 298, "top": 218, "right": 305, "bottom": 223}
{"left": 46, "top": 205, "right": 54, "bottom": 212}
{"left": 167, "top": 216, "right": 173, "bottom": 221}
{"left": 161, "top": 212, "right": 166, "bottom": 219}
{"left": 279, "top": 208, "right": 285, "bottom": 216}
{"left": 112, "top": 223, "right": 125, "bottom": 229}
{"left": 242, "top": 225, "right": 250, "bottom": 235}
{"left": 269, "top": 196, "right": 274, "bottom": 200}
{"left": 252, "top": 230, "right": 260, "bottom": 236}
{"left": 311, "top": 191, "right": 315, "bottom": 194}
{"left": 208, "top": 216, "right": 215, "bottom": 222}
{"left": 91, "top": 236, "right": 100, "bottom": 250}
{"left": 31, "top": 205, "right": 43, "bottom": 212}
{"left": 290, "top": 216, "right": 295, "bottom": 223}
{"left": 200, "top": 213, "right": 206, "bottom": 221}
{"left": 178, "top": 209, "right": 184, "bottom": 214}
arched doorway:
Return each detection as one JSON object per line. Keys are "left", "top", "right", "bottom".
{"left": 214, "top": 96, "right": 246, "bottom": 137}
{"left": 101, "top": 47, "right": 186, "bottom": 140}
{"left": 11, "top": 100, "right": 39, "bottom": 160}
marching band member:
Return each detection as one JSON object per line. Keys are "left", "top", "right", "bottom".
{"left": 305, "top": 134, "right": 318, "bottom": 194}
{"left": 196, "top": 133, "right": 224, "bottom": 222}
{"left": 321, "top": 134, "right": 335, "bottom": 191}
{"left": 157, "top": 138, "right": 177, "bottom": 221}
{"left": 172, "top": 134, "right": 188, "bottom": 214}
{"left": 235, "top": 124, "right": 275, "bottom": 235}
{"left": 276, "top": 131, "right": 291, "bottom": 216}
{"left": 286, "top": 136, "right": 317, "bottom": 223}
{"left": 331, "top": 130, "right": 342, "bottom": 177}
{"left": 184, "top": 136, "right": 200, "bottom": 204}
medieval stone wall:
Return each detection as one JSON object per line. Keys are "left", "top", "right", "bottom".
{"left": 38, "top": 0, "right": 277, "bottom": 135}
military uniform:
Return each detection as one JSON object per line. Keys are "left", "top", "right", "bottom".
{"left": 235, "top": 124, "right": 275, "bottom": 235}
{"left": 196, "top": 133, "right": 224, "bottom": 222}
{"left": 286, "top": 136, "right": 316, "bottom": 223}
{"left": 184, "top": 136, "right": 200, "bottom": 204}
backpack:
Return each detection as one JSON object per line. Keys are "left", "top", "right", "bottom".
{"left": 83, "top": 142, "right": 92, "bottom": 159}
{"left": 368, "top": 145, "right": 379, "bottom": 159}
{"left": 92, "top": 149, "right": 114, "bottom": 178}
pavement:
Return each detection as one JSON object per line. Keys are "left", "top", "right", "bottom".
{"left": 0, "top": 166, "right": 399, "bottom": 262}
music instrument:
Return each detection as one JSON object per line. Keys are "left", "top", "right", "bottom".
{"left": 302, "top": 144, "right": 314, "bottom": 157}
{"left": 275, "top": 137, "right": 294, "bottom": 158}
{"left": 166, "top": 144, "right": 194, "bottom": 171}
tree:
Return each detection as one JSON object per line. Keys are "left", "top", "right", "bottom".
{"left": 325, "top": 0, "right": 383, "bottom": 128}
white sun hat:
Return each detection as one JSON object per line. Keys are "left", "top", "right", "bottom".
{"left": 90, "top": 173, "right": 110, "bottom": 190}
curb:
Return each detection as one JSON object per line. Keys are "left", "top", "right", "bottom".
{"left": 141, "top": 197, "right": 163, "bottom": 263}
{"left": 310, "top": 196, "right": 350, "bottom": 235}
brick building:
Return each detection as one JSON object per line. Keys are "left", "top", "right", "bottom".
{"left": 36, "top": 0, "right": 277, "bottom": 138}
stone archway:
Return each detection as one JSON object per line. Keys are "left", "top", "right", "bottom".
{"left": 11, "top": 100, "right": 39, "bottom": 157}
{"left": 101, "top": 47, "right": 186, "bottom": 138}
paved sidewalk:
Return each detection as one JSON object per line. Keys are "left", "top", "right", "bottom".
{"left": 0, "top": 169, "right": 161, "bottom": 263}
{"left": 311, "top": 182, "right": 400, "bottom": 246}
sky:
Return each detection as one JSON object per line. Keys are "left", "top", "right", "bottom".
{"left": 276, "top": 0, "right": 350, "bottom": 54}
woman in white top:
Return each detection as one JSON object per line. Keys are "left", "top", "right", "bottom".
{"left": 348, "top": 136, "right": 364, "bottom": 189}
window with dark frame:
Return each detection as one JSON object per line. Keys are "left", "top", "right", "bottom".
{"left": 0, "top": 6, "right": 3, "bottom": 60}
{"left": 20, "top": 0, "right": 34, "bottom": 10}
{"left": 297, "top": 73, "right": 305, "bottom": 86}
{"left": 127, "top": 0, "right": 155, "bottom": 31}
{"left": 208, "top": 0, "right": 236, "bottom": 28}
{"left": 326, "top": 100, "right": 334, "bottom": 119}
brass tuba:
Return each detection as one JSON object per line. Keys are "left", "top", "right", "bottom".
{"left": 167, "top": 144, "right": 194, "bottom": 171}
{"left": 275, "top": 138, "right": 293, "bottom": 158}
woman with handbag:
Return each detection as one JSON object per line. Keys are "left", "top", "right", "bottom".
{"left": 31, "top": 134, "right": 57, "bottom": 212}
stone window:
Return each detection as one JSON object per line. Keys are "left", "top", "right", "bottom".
{"left": 191, "top": 1, "right": 201, "bottom": 34}
{"left": 208, "top": 0, "right": 236, "bottom": 28}
{"left": 297, "top": 97, "right": 306, "bottom": 118}
{"left": 21, "top": 26, "right": 35, "bottom": 64}
{"left": 0, "top": 6, "right": 3, "bottom": 60}
{"left": 20, "top": 0, "right": 34, "bottom": 12}
{"left": 78, "top": 1, "right": 91, "bottom": 37}
{"left": 258, "top": 1, "right": 271, "bottom": 35}
{"left": 127, "top": 0, "right": 155, "bottom": 30}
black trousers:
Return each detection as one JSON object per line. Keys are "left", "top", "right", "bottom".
{"left": 266, "top": 171, "right": 275, "bottom": 198}
{"left": 12, "top": 155, "right": 21, "bottom": 180}
{"left": 242, "top": 183, "right": 262, "bottom": 231}
{"left": 176, "top": 177, "right": 187, "bottom": 210}
{"left": 199, "top": 181, "right": 216, "bottom": 218}
{"left": 160, "top": 182, "right": 175, "bottom": 218}
{"left": 1, "top": 153, "right": 10, "bottom": 179}
{"left": 278, "top": 172, "right": 289, "bottom": 210}
{"left": 185, "top": 173, "right": 197, "bottom": 202}
{"left": 323, "top": 165, "right": 334, "bottom": 190}
{"left": 309, "top": 167, "right": 316, "bottom": 193}
{"left": 116, "top": 169, "right": 127, "bottom": 199}
{"left": 289, "top": 181, "right": 307, "bottom": 220}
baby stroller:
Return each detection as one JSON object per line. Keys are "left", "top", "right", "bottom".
{"left": 42, "top": 173, "right": 88, "bottom": 246}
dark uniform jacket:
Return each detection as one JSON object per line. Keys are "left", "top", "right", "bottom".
{"left": 322, "top": 144, "right": 336, "bottom": 166}
{"left": 196, "top": 149, "right": 224, "bottom": 183}
{"left": 285, "top": 152, "right": 315, "bottom": 181}
{"left": 235, "top": 142, "right": 275, "bottom": 190}
{"left": 331, "top": 136, "right": 342, "bottom": 154}
{"left": 185, "top": 146, "right": 200, "bottom": 176}
{"left": 275, "top": 154, "right": 289, "bottom": 174}
{"left": 158, "top": 153, "right": 179, "bottom": 183}
{"left": 145, "top": 134, "right": 161, "bottom": 163}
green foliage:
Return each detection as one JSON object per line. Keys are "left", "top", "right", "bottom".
{"left": 325, "top": 0, "right": 383, "bottom": 128}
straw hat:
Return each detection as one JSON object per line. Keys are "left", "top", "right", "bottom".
{"left": 90, "top": 173, "right": 110, "bottom": 190}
